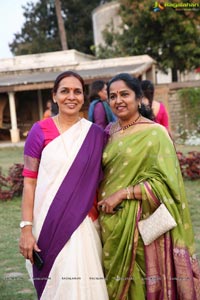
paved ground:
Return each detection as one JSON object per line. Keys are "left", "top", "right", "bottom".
{"left": 0, "top": 141, "right": 25, "bottom": 148}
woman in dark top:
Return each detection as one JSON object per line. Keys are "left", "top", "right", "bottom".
{"left": 88, "top": 80, "right": 116, "bottom": 129}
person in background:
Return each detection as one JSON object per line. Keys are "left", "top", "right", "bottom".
{"left": 19, "top": 71, "right": 109, "bottom": 300}
{"left": 88, "top": 80, "right": 116, "bottom": 129}
{"left": 51, "top": 101, "right": 59, "bottom": 116}
{"left": 141, "top": 80, "right": 169, "bottom": 130}
{"left": 97, "top": 73, "right": 200, "bottom": 299}
{"left": 43, "top": 100, "right": 52, "bottom": 119}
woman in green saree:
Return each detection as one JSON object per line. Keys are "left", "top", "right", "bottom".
{"left": 98, "top": 73, "right": 200, "bottom": 300}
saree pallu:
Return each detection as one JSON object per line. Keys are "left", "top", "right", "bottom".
{"left": 98, "top": 122, "right": 200, "bottom": 300}
{"left": 26, "top": 119, "right": 108, "bottom": 300}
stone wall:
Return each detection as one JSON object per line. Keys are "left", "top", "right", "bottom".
{"left": 154, "top": 81, "right": 200, "bottom": 140}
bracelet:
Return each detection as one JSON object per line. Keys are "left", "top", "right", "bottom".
{"left": 126, "top": 187, "right": 131, "bottom": 199}
{"left": 20, "top": 221, "right": 33, "bottom": 228}
{"left": 133, "top": 186, "right": 138, "bottom": 200}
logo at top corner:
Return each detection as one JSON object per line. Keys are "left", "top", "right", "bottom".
{"left": 153, "top": 1, "right": 165, "bottom": 12}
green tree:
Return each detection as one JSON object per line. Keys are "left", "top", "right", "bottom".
{"left": 61, "top": 0, "right": 100, "bottom": 54}
{"left": 9, "top": 1, "right": 59, "bottom": 55}
{"left": 9, "top": 0, "right": 104, "bottom": 56}
{"left": 97, "top": 0, "right": 200, "bottom": 81}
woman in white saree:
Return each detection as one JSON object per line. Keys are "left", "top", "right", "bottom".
{"left": 19, "top": 71, "right": 108, "bottom": 300}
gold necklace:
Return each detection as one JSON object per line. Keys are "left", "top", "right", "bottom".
{"left": 119, "top": 114, "right": 141, "bottom": 133}
{"left": 56, "top": 115, "right": 82, "bottom": 158}
{"left": 56, "top": 115, "right": 80, "bottom": 134}
{"left": 56, "top": 115, "right": 62, "bottom": 134}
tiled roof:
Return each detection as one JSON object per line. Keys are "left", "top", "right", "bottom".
{"left": 0, "top": 51, "right": 155, "bottom": 91}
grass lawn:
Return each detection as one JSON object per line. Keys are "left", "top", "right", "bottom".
{"left": 0, "top": 147, "right": 36, "bottom": 299}
{"left": 0, "top": 197, "right": 37, "bottom": 300}
{"left": 174, "top": 142, "right": 200, "bottom": 154}
{"left": 185, "top": 180, "right": 200, "bottom": 256}
{"left": 0, "top": 147, "right": 23, "bottom": 174}
{"left": 0, "top": 145, "right": 199, "bottom": 299}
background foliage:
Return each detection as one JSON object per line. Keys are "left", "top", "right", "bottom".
{"left": 0, "top": 164, "right": 23, "bottom": 200}
{"left": 176, "top": 88, "right": 200, "bottom": 144}
{"left": 96, "top": 0, "right": 200, "bottom": 81}
{"left": 0, "top": 144, "right": 200, "bottom": 202}
{"left": 178, "top": 88, "right": 200, "bottom": 129}
{"left": 9, "top": 0, "right": 113, "bottom": 56}
{"left": 9, "top": 0, "right": 200, "bottom": 82}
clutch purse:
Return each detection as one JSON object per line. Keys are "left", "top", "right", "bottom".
{"left": 138, "top": 203, "right": 177, "bottom": 246}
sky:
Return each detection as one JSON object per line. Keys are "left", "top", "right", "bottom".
{"left": 0, "top": 0, "right": 38, "bottom": 59}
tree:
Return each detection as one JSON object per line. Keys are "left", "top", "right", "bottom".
{"left": 9, "top": 1, "right": 60, "bottom": 55}
{"left": 61, "top": 0, "right": 100, "bottom": 54}
{"left": 9, "top": 0, "right": 103, "bottom": 56}
{"left": 97, "top": 0, "right": 200, "bottom": 82}
{"left": 54, "top": 0, "right": 68, "bottom": 50}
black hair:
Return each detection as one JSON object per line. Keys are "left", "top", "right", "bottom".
{"left": 52, "top": 70, "right": 85, "bottom": 94}
{"left": 89, "top": 80, "right": 106, "bottom": 102}
{"left": 139, "top": 103, "right": 155, "bottom": 120}
{"left": 140, "top": 80, "right": 154, "bottom": 106}
{"left": 51, "top": 102, "right": 59, "bottom": 116}
{"left": 107, "top": 73, "right": 154, "bottom": 120}
{"left": 107, "top": 73, "right": 142, "bottom": 99}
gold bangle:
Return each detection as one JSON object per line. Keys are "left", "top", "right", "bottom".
{"left": 133, "top": 185, "right": 138, "bottom": 200}
{"left": 126, "top": 187, "right": 131, "bottom": 199}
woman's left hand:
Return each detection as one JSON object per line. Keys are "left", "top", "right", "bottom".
{"left": 98, "top": 189, "right": 126, "bottom": 214}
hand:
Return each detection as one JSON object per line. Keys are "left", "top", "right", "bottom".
{"left": 98, "top": 189, "right": 126, "bottom": 214}
{"left": 19, "top": 227, "right": 41, "bottom": 264}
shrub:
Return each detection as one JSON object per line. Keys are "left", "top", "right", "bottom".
{"left": 0, "top": 150, "right": 199, "bottom": 201}
{"left": 0, "top": 163, "right": 23, "bottom": 201}
{"left": 177, "top": 151, "right": 200, "bottom": 180}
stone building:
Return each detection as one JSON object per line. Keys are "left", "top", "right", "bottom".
{"left": 92, "top": 1, "right": 122, "bottom": 50}
{"left": 1, "top": 0, "right": 199, "bottom": 144}
{"left": 0, "top": 50, "right": 155, "bottom": 143}
{"left": 92, "top": 1, "right": 200, "bottom": 84}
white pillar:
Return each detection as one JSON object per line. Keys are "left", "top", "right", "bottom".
{"left": 8, "top": 92, "right": 20, "bottom": 143}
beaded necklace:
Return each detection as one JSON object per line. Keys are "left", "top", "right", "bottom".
{"left": 119, "top": 114, "right": 141, "bottom": 133}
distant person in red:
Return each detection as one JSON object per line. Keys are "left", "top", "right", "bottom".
{"left": 141, "top": 80, "right": 169, "bottom": 130}
{"left": 43, "top": 100, "right": 52, "bottom": 119}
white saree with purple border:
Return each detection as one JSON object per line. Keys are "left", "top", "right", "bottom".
{"left": 25, "top": 118, "right": 108, "bottom": 300}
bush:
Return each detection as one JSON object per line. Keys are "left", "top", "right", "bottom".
{"left": 0, "top": 150, "right": 199, "bottom": 201}
{"left": 0, "top": 164, "right": 23, "bottom": 200}
{"left": 177, "top": 151, "right": 200, "bottom": 180}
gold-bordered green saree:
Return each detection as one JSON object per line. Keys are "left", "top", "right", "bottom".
{"left": 98, "top": 121, "right": 200, "bottom": 300}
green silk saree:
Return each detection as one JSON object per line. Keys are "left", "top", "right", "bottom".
{"left": 98, "top": 122, "right": 200, "bottom": 300}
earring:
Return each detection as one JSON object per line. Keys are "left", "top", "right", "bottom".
{"left": 138, "top": 103, "right": 141, "bottom": 109}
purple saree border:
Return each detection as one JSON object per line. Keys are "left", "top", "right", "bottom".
{"left": 143, "top": 181, "right": 160, "bottom": 206}
{"left": 33, "top": 124, "right": 104, "bottom": 299}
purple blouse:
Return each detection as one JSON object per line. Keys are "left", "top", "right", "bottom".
{"left": 23, "top": 118, "right": 59, "bottom": 178}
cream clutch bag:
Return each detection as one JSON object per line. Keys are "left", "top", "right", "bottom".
{"left": 138, "top": 203, "right": 177, "bottom": 246}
